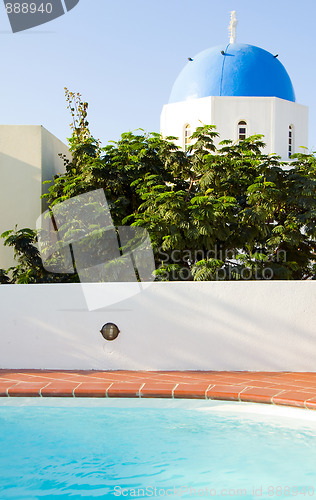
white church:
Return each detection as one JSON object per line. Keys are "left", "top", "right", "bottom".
{"left": 161, "top": 12, "right": 308, "bottom": 160}
{"left": 0, "top": 13, "right": 310, "bottom": 270}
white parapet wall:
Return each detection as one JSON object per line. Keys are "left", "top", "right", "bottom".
{"left": 0, "top": 281, "right": 316, "bottom": 371}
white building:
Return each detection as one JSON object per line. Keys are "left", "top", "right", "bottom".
{"left": 0, "top": 126, "right": 68, "bottom": 269}
{"left": 161, "top": 16, "right": 308, "bottom": 159}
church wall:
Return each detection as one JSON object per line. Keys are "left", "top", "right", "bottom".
{"left": 160, "top": 96, "right": 213, "bottom": 148}
{"left": 161, "top": 96, "right": 308, "bottom": 161}
{"left": 273, "top": 99, "right": 308, "bottom": 159}
{"left": 211, "top": 96, "right": 274, "bottom": 153}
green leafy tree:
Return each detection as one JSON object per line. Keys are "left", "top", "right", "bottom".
{"left": 0, "top": 269, "right": 10, "bottom": 284}
{"left": 44, "top": 90, "right": 186, "bottom": 226}
{"left": 0, "top": 90, "right": 184, "bottom": 283}
{"left": 1, "top": 91, "right": 316, "bottom": 283}
{"left": 0, "top": 227, "right": 77, "bottom": 284}
{"left": 128, "top": 126, "right": 316, "bottom": 281}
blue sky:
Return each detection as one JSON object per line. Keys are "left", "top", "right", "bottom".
{"left": 1, "top": 0, "right": 316, "bottom": 150}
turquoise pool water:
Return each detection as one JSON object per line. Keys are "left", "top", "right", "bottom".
{"left": 0, "top": 399, "right": 316, "bottom": 499}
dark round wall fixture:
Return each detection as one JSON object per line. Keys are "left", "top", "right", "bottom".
{"left": 100, "top": 323, "right": 120, "bottom": 341}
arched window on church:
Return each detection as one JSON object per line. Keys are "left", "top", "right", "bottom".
{"left": 238, "top": 120, "right": 247, "bottom": 141}
{"left": 184, "top": 124, "right": 192, "bottom": 150}
{"left": 288, "top": 125, "right": 293, "bottom": 158}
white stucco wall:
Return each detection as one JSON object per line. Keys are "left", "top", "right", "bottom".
{"left": 273, "top": 99, "right": 309, "bottom": 159}
{"left": 0, "top": 126, "right": 69, "bottom": 270}
{"left": 161, "top": 96, "right": 214, "bottom": 145}
{"left": 160, "top": 96, "right": 308, "bottom": 159}
{"left": 40, "top": 126, "right": 70, "bottom": 211}
{"left": 0, "top": 281, "right": 315, "bottom": 371}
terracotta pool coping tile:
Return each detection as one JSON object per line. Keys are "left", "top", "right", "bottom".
{"left": 1, "top": 372, "right": 90, "bottom": 384}
{"left": 85, "top": 372, "right": 167, "bottom": 384}
{"left": 86, "top": 375, "right": 144, "bottom": 383}
{"left": 74, "top": 383, "right": 111, "bottom": 398}
{"left": 272, "top": 391, "right": 316, "bottom": 408}
{"left": 206, "top": 384, "right": 243, "bottom": 401}
{"left": 284, "top": 378, "right": 316, "bottom": 385}
{"left": 8, "top": 382, "right": 48, "bottom": 397}
{"left": 290, "top": 385, "right": 316, "bottom": 392}
{"left": 48, "top": 372, "right": 99, "bottom": 381}
{"left": 145, "top": 373, "right": 209, "bottom": 383}
{"left": 0, "top": 381, "right": 19, "bottom": 396}
{"left": 239, "top": 387, "right": 286, "bottom": 404}
{"left": 200, "top": 374, "right": 244, "bottom": 381}
{"left": 0, "top": 374, "right": 37, "bottom": 382}
{"left": 253, "top": 377, "right": 294, "bottom": 386}
{"left": 173, "top": 383, "right": 213, "bottom": 399}
{"left": 106, "top": 382, "right": 144, "bottom": 398}
{"left": 0, "top": 371, "right": 316, "bottom": 409}
{"left": 1, "top": 374, "right": 57, "bottom": 384}
{"left": 83, "top": 376, "right": 119, "bottom": 384}
{"left": 284, "top": 381, "right": 316, "bottom": 389}
{"left": 41, "top": 382, "right": 82, "bottom": 398}
{"left": 139, "top": 382, "right": 176, "bottom": 398}
{"left": 305, "top": 399, "right": 316, "bottom": 410}
{"left": 239, "top": 380, "right": 284, "bottom": 388}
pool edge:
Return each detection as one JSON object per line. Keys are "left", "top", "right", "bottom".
{"left": 0, "top": 370, "right": 316, "bottom": 410}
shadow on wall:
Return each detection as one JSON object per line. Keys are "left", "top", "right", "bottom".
{"left": 123, "top": 281, "right": 316, "bottom": 370}
{"left": 0, "top": 282, "right": 315, "bottom": 371}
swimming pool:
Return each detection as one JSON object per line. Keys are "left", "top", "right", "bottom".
{"left": 0, "top": 399, "right": 316, "bottom": 499}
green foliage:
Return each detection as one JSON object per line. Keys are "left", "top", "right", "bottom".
{"left": 0, "top": 227, "right": 77, "bottom": 284}
{"left": 44, "top": 100, "right": 185, "bottom": 227}
{"left": 0, "top": 268, "right": 10, "bottom": 284}
{"left": 130, "top": 129, "right": 316, "bottom": 281}
{"left": 2, "top": 90, "right": 316, "bottom": 283}
{"left": 42, "top": 89, "right": 102, "bottom": 205}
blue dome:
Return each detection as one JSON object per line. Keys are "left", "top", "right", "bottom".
{"left": 169, "top": 43, "right": 296, "bottom": 103}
